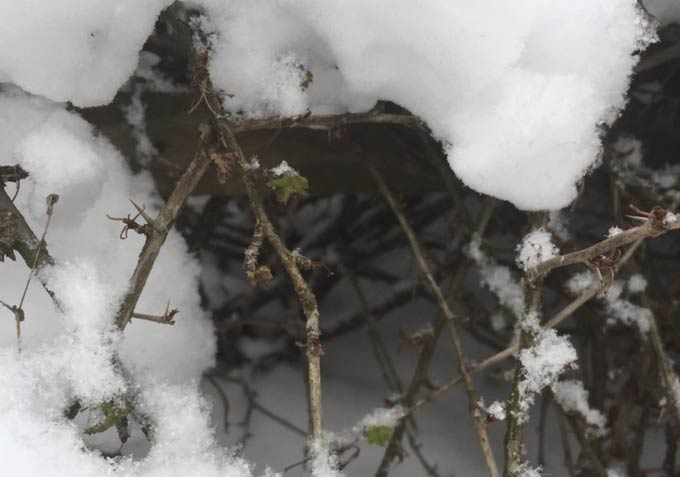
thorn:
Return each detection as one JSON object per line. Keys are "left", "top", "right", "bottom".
{"left": 129, "top": 200, "right": 165, "bottom": 233}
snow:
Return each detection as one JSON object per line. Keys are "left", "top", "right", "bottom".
{"left": 517, "top": 329, "right": 577, "bottom": 420}
{"left": 0, "top": 90, "right": 253, "bottom": 476}
{"left": 0, "top": 1, "right": 659, "bottom": 209}
{"left": 357, "top": 406, "right": 404, "bottom": 429}
{"left": 479, "top": 400, "right": 506, "bottom": 421}
{"left": 552, "top": 380, "right": 607, "bottom": 436}
{"left": 309, "top": 439, "right": 344, "bottom": 477}
{"left": 516, "top": 229, "right": 559, "bottom": 272}
{"left": 567, "top": 272, "right": 652, "bottom": 333}
{"left": 607, "top": 226, "right": 624, "bottom": 238}
{"left": 0, "top": 1, "right": 173, "bottom": 106}
{"left": 548, "top": 210, "right": 571, "bottom": 242}
{"left": 0, "top": 1, "right": 669, "bottom": 474}
{"left": 628, "top": 274, "right": 648, "bottom": 294}
{"left": 566, "top": 271, "right": 597, "bottom": 295}
{"left": 196, "top": 0, "right": 655, "bottom": 210}
{"left": 515, "top": 462, "right": 544, "bottom": 477}
{"left": 270, "top": 160, "right": 296, "bottom": 177}
{"left": 468, "top": 237, "right": 524, "bottom": 317}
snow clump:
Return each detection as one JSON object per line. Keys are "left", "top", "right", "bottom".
{"left": 197, "top": 0, "right": 656, "bottom": 210}
{"left": 516, "top": 228, "right": 559, "bottom": 272}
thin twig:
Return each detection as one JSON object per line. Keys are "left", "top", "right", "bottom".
{"left": 211, "top": 113, "right": 325, "bottom": 439}
{"left": 0, "top": 185, "right": 57, "bottom": 304}
{"left": 371, "top": 164, "right": 499, "bottom": 477}
{"left": 405, "top": 239, "right": 643, "bottom": 415}
{"left": 115, "top": 129, "right": 213, "bottom": 331}
{"left": 526, "top": 209, "right": 679, "bottom": 281}
{"left": 232, "top": 109, "right": 425, "bottom": 134}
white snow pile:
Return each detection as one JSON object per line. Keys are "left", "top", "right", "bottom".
{"left": 567, "top": 272, "right": 652, "bottom": 333}
{"left": 0, "top": 1, "right": 173, "bottom": 107}
{"left": 0, "top": 90, "right": 264, "bottom": 476}
{"left": 196, "top": 0, "right": 655, "bottom": 210}
{"left": 0, "top": 1, "right": 659, "bottom": 210}
{"left": 552, "top": 380, "right": 607, "bottom": 436}
{"left": 516, "top": 228, "right": 559, "bottom": 272}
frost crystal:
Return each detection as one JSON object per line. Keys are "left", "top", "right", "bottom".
{"left": 517, "top": 329, "right": 577, "bottom": 420}
{"left": 516, "top": 229, "right": 559, "bottom": 272}
{"left": 552, "top": 380, "right": 607, "bottom": 436}
{"left": 357, "top": 406, "right": 404, "bottom": 429}
{"left": 468, "top": 236, "right": 524, "bottom": 316}
{"left": 607, "top": 226, "right": 624, "bottom": 238}
{"left": 628, "top": 274, "right": 647, "bottom": 294}
{"left": 309, "top": 439, "right": 344, "bottom": 477}
{"left": 479, "top": 400, "right": 506, "bottom": 421}
{"left": 271, "top": 160, "right": 296, "bottom": 176}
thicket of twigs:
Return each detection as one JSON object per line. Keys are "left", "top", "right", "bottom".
{"left": 3, "top": 7, "right": 680, "bottom": 477}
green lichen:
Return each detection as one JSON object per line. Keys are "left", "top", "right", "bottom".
{"left": 363, "top": 425, "right": 394, "bottom": 446}
{"left": 266, "top": 171, "right": 309, "bottom": 204}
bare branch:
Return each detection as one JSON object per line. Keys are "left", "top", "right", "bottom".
{"left": 231, "top": 109, "right": 425, "bottom": 134}
{"left": 371, "top": 164, "right": 499, "bottom": 477}
{"left": 526, "top": 207, "right": 679, "bottom": 281}
{"left": 115, "top": 129, "right": 213, "bottom": 331}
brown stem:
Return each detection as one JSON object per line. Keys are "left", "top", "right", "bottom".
{"left": 212, "top": 118, "right": 324, "bottom": 439}
{"left": 232, "top": 109, "right": 424, "bottom": 134}
{"left": 503, "top": 212, "right": 547, "bottom": 477}
{"left": 526, "top": 214, "right": 679, "bottom": 281}
{"left": 0, "top": 185, "right": 56, "bottom": 299}
{"left": 406, "top": 238, "right": 643, "bottom": 416}
{"left": 115, "top": 130, "right": 213, "bottom": 330}
{"left": 371, "top": 164, "right": 499, "bottom": 477}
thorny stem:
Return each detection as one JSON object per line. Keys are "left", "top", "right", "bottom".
{"left": 371, "top": 164, "right": 499, "bottom": 477}
{"left": 526, "top": 210, "right": 680, "bottom": 281}
{"left": 211, "top": 117, "right": 325, "bottom": 440}
{"left": 503, "top": 212, "right": 547, "bottom": 477}
{"left": 405, "top": 238, "right": 643, "bottom": 416}
{"left": 115, "top": 132, "right": 213, "bottom": 330}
